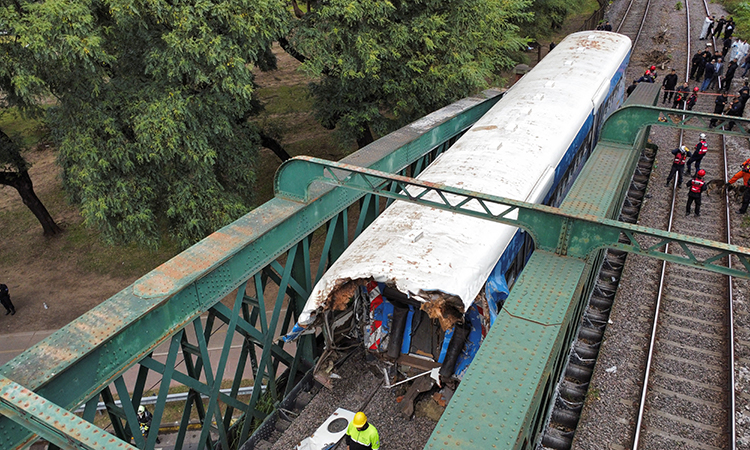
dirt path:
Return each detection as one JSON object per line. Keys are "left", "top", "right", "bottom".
{"left": 0, "top": 146, "right": 145, "bottom": 334}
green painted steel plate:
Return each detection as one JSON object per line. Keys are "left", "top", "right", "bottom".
{"left": 427, "top": 251, "right": 586, "bottom": 449}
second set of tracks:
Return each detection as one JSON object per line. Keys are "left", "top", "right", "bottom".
{"left": 547, "top": 0, "right": 741, "bottom": 448}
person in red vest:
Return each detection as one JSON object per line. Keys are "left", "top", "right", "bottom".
{"left": 727, "top": 158, "right": 750, "bottom": 213}
{"left": 686, "top": 169, "right": 707, "bottom": 216}
{"left": 666, "top": 145, "right": 691, "bottom": 187}
{"left": 686, "top": 133, "right": 708, "bottom": 175}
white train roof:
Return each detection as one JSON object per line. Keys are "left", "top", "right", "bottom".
{"left": 297, "top": 32, "right": 632, "bottom": 326}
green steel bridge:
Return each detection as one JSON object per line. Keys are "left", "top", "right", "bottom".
{"left": 2, "top": 83, "right": 749, "bottom": 450}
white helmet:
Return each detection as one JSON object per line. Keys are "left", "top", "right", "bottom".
{"left": 138, "top": 406, "right": 145, "bottom": 414}
{"left": 700, "top": 133, "right": 707, "bottom": 139}
{"left": 681, "top": 145, "right": 689, "bottom": 153}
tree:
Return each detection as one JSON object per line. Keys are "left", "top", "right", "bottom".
{"left": 0, "top": 128, "right": 63, "bottom": 236}
{"left": 2, "top": 0, "right": 290, "bottom": 248}
{"left": 0, "top": 0, "right": 90, "bottom": 237}
{"left": 283, "top": 0, "right": 531, "bottom": 147}
{"left": 518, "top": 0, "right": 591, "bottom": 38}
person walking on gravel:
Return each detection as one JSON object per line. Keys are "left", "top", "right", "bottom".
{"left": 724, "top": 17, "right": 735, "bottom": 39}
{"left": 0, "top": 284, "right": 15, "bottom": 315}
{"left": 739, "top": 81, "right": 750, "bottom": 107}
{"left": 666, "top": 146, "right": 691, "bottom": 188}
{"left": 686, "top": 87, "right": 699, "bottom": 110}
{"left": 691, "top": 49, "right": 706, "bottom": 80}
{"left": 662, "top": 69, "right": 679, "bottom": 103}
{"left": 724, "top": 96, "right": 745, "bottom": 130}
{"left": 724, "top": 58, "right": 739, "bottom": 91}
{"left": 346, "top": 412, "right": 380, "bottom": 450}
{"left": 672, "top": 82, "right": 690, "bottom": 109}
{"left": 709, "top": 91, "right": 728, "bottom": 127}
{"left": 686, "top": 134, "right": 708, "bottom": 175}
{"left": 685, "top": 169, "right": 707, "bottom": 217}
{"left": 714, "top": 15, "right": 726, "bottom": 37}
{"left": 700, "top": 15, "right": 714, "bottom": 40}
{"left": 696, "top": 45, "right": 713, "bottom": 81}
{"left": 701, "top": 58, "right": 716, "bottom": 91}
{"left": 727, "top": 159, "right": 750, "bottom": 214}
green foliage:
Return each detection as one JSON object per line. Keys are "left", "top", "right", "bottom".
{"left": 288, "top": 0, "right": 531, "bottom": 145}
{"left": 0, "top": 108, "right": 47, "bottom": 148}
{"left": 1, "top": 0, "right": 291, "bottom": 248}
{"left": 675, "top": 2, "right": 683, "bottom": 11}
{"left": 724, "top": 1, "right": 750, "bottom": 39}
{"left": 519, "top": 0, "right": 591, "bottom": 40}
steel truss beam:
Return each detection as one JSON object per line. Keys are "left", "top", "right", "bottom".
{"left": 275, "top": 156, "right": 750, "bottom": 279}
{"left": 0, "top": 376, "right": 133, "bottom": 450}
{"left": 0, "top": 91, "right": 502, "bottom": 450}
{"left": 601, "top": 104, "right": 750, "bottom": 145}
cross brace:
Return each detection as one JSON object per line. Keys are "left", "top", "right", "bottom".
{"left": 601, "top": 104, "right": 750, "bottom": 146}
{"left": 0, "top": 376, "right": 133, "bottom": 450}
{"left": 275, "top": 156, "right": 750, "bottom": 279}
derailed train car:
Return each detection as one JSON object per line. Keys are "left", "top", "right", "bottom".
{"left": 285, "top": 31, "right": 631, "bottom": 389}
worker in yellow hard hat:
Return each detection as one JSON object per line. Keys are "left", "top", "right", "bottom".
{"left": 346, "top": 411, "right": 380, "bottom": 450}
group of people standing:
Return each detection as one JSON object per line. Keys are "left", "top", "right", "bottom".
{"left": 689, "top": 43, "right": 736, "bottom": 92}
{"left": 665, "top": 135, "right": 710, "bottom": 216}
{"left": 699, "top": 15, "right": 736, "bottom": 41}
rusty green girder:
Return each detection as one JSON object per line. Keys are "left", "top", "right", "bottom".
{"left": 602, "top": 104, "right": 750, "bottom": 146}
{"left": 275, "top": 156, "right": 750, "bottom": 279}
{"left": 0, "top": 376, "right": 132, "bottom": 450}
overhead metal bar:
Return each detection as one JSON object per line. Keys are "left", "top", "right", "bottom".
{"left": 600, "top": 104, "right": 750, "bottom": 146}
{"left": 275, "top": 156, "right": 750, "bottom": 279}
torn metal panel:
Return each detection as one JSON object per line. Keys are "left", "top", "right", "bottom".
{"left": 294, "top": 408, "right": 355, "bottom": 450}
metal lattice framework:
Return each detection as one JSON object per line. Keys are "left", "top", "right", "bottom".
{"left": 0, "top": 91, "right": 503, "bottom": 450}
{"left": 3, "top": 88, "right": 750, "bottom": 450}
{"left": 275, "top": 156, "right": 750, "bottom": 278}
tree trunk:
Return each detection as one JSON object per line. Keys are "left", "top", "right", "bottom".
{"left": 290, "top": 0, "right": 304, "bottom": 18}
{"left": 356, "top": 126, "right": 375, "bottom": 148}
{"left": 0, "top": 170, "right": 63, "bottom": 236}
{"left": 260, "top": 133, "right": 291, "bottom": 162}
{"left": 278, "top": 37, "right": 307, "bottom": 64}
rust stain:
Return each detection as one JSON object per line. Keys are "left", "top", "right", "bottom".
{"left": 420, "top": 294, "right": 465, "bottom": 331}
{"left": 328, "top": 278, "right": 368, "bottom": 311}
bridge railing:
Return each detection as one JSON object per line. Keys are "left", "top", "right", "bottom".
{"left": 0, "top": 90, "right": 503, "bottom": 450}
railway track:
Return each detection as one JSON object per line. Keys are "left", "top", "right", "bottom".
{"left": 634, "top": 144, "right": 734, "bottom": 449}
{"left": 615, "top": 0, "right": 650, "bottom": 45}
{"left": 632, "top": 0, "right": 736, "bottom": 447}
{"left": 539, "top": 1, "right": 659, "bottom": 449}
{"left": 547, "top": 0, "right": 742, "bottom": 448}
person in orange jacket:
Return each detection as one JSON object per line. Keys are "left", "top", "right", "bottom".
{"left": 727, "top": 158, "right": 750, "bottom": 213}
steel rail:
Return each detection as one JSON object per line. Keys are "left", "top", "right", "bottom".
{"left": 615, "top": 0, "right": 650, "bottom": 48}
{"left": 721, "top": 97, "right": 738, "bottom": 450}
{"left": 705, "top": 0, "right": 737, "bottom": 444}
{"left": 634, "top": 1, "right": 736, "bottom": 447}
{"left": 712, "top": 0, "right": 739, "bottom": 443}
{"left": 632, "top": 3, "right": 690, "bottom": 448}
